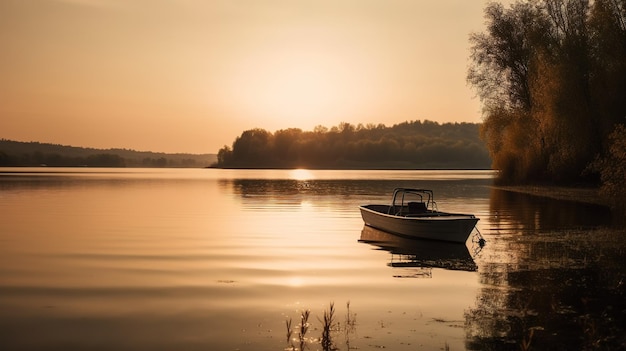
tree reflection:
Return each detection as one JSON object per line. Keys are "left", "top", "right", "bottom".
{"left": 465, "top": 190, "right": 625, "bottom": 350}
{"left": 488, "top": 188, "right": 612, "bottom": 231}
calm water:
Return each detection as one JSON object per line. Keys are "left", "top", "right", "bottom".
{"left": 0, "top": 168, "right": 623, "bottom": 350}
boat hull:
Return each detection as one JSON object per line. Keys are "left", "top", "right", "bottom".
{"left": 359, "top": 204, "right": 478, "bottom": 243}
{"left": 359, "top": 225, "right": 477, "bottom": 272}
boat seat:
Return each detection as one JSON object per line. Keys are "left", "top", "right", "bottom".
{"left": 408, "top": 201, "right": 427, "bottom": 214}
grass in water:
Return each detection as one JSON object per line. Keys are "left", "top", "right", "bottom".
{"left": 320, "top": 302, "right": 337, "bottom": 351}
{"left": 286, "top": 318, "right": 293, "bottom": 343}
{"left": 285, "top": 302, "right": 355, "bottom": 351}
{"left": 299, "top": 309, "right": 311, "bottom": 350}
{"left": 344, "top": 301, "right": 357, "bottom": 350}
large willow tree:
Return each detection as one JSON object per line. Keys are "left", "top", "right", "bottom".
{"left": 469, "top": 0, "right": 626, "bottom": 185}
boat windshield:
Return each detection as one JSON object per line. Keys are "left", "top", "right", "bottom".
{"left": 389, "top": 188, "right": 436, "bottom": 214}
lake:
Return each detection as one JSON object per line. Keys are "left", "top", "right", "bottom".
{"left": 1, "top": 168, "right": 624, "bottom": 350}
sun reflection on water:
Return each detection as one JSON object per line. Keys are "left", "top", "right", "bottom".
{"left": 287, "top": 276, "right": 304, "bottom": 287}
{"left": 289, "top": 169, "right": 314, "bottom": 181}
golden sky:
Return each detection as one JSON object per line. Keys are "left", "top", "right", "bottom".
{"left": 1, "top": 0, "right": 509, "bottom": 154}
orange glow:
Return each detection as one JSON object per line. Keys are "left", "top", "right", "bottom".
{"left": 287, "top": 276, "right": 304, "bottom": 287}
{"left": 289, "top": 169, "right": 314, "bottom": 181}
{"left": 0, "top": 1, "right": 515, "bottom": 154}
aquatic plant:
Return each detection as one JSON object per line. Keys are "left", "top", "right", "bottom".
{"left": 344, "top": 301, "right": 357, "bottom": 334}
{"left": 320, "top": 302, "right": 337, "bottom": 351}
{"left": 343, "top": 301, "right": 358, "bottom": 350}
{"left": 286, "top": 318, "right": 293, "bottom": 343}
{"left": 299, "top": 309, "right": 311, "bottom": 350}
{"left": 284, "top": 301, "right": 358, "bottom": 351}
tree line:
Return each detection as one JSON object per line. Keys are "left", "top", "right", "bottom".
{"left": 0, "top": 139, "right": 217, "bottom": 167}
{"left": 468, "top": 0, "right": 626, "bottom": 199}
{"left": 213, "top": 121, "right": 491, "bottom": 169}
{"left": 0, "top": 150, "right": 126, "bottom": 167}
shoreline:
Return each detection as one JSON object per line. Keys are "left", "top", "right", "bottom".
{"left": 492, "top": 185, "right": 609, "bottom": 207}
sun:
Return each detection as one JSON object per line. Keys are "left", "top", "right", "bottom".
{"left": 290, "top": 169, "right": 314, "bottom": 181}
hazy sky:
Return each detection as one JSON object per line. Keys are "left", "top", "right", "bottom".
{"left": 1, "top": 0, "right": 510, "bottom": 154}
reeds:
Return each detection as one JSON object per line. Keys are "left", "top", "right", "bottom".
{"left": 345, "top": 301, "right": 356, "bottom": 332}
{"left": 284, "top": 309, "right": 311, "bottom": 351}
{"left": 286, "top": 318, "right": 293, "bottom": 343}
{"left": 284, "top": 301, "right": 355, "bottom": 351}
{"left": 299, "top": 309, "right": 310, "bottom": 347}
{"left": 344, "top": 301, "right": 357, "bottom": 350}
{"left": 320, "top": 302, "right": 336, "bottom": 351}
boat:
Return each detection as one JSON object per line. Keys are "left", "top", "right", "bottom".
{"left": 359, "top": 188, "right": 479, "bottom": 243}
{"left": 359, "top": 225, "right": 478, "bottom": 276}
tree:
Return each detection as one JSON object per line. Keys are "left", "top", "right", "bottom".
{"left": 217, "top": 146, "right": 232, "bottom": 165}
{"left": 588, "top": 0, "right": 626, "bottom": 145}
{"left": 468, "top": 1, "right": 550, "bottom": 111}
{"left": 469, "top": 1, "right": 551, "bottom": 182}
{"left": 469, "top": 0, "right": 626, "bottom": 185}
{"left": 213, "top": 121, "right": 491, "bottom": 169}
{"left": 591, "top": 124, "right": 626, "bottom": 210}
{"left": 273, "top": 128, "right": 303, "bottom": 166}
{"left": 231, "top": 128, "right": 273, "bottom": 167}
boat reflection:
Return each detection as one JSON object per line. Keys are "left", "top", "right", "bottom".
{"left": 359, "top": 226, "right": 478, "bottom": 278}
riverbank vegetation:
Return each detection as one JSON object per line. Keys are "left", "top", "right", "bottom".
{"left": 213, "top": 121, "right": 491, "bottom": 169}
{"left": 468, "top": 0, "right": 626, "bottom": 203}
{"left": 0, "top": 139, "right": 217, "bottom": 167}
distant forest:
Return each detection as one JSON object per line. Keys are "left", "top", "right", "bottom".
{"left": 0, "top": 139, "right": 217, "bottom": 167}
{"left": 468, "top": 0, "right": 626, "bottom": 200}
{"left": 213, "top": 120, "right": 491, "bottom": 169}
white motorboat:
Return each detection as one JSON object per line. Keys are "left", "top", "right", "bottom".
{"left": 359, "top": 188, "right": 479, "bottom": 243}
